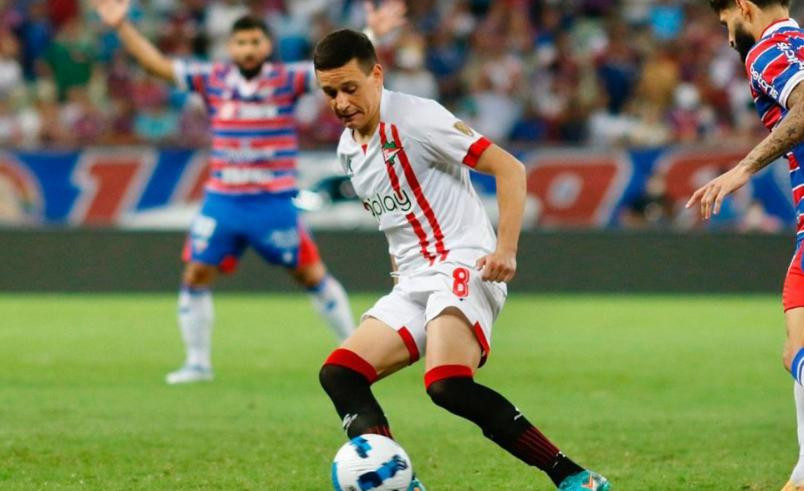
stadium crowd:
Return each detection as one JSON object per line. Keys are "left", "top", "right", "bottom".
{"left": 3, "top": 0, "right": 803, "bottom": 150}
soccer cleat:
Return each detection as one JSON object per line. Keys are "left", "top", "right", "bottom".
{"left": 782, "top": 480, "right": 804, "bottom": 491}
{"left": 558, "top": 470, "right": 611, "bottom": 491}
{"left": 407, "top": 473, "right": 426, "bottom": 491}
{"left": 165, "top": 364, "right": 214, "bottom": 385}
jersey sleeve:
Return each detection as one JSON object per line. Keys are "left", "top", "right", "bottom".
{"left": 747, "top": 39, "right": 804, "bottom": 109}
{"left": 286, "top": 61, "right": 316, "bottom": 97}
{"left": 172, "top": 59, "right": 214, "bottom": 95}
{"left": 416, "top": 100, "right": 493, "bottom": 168}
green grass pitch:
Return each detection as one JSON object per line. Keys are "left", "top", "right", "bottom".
{"left": 0, "top": 294, "right": 794, "bottom": 490}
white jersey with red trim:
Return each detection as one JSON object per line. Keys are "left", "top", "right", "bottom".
{"left": 337, "top": 89, "right": 496, "bottom": 274}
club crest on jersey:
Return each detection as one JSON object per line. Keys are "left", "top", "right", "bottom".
{"left": 454, "top": 121, "right": 474, "bottom": 136}
{"left": 362, "top": 190, "right": 412, "bottom": 219}
{"left": 382, "top": 141, "right": 401, "bottom": 165}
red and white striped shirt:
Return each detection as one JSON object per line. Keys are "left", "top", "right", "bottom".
{"left": 337, "top": 89, "right": 495, "bottom": 273}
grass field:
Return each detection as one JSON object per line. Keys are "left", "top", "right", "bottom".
{"left": 0, "top": 293, "right": 795, "bottom": 490}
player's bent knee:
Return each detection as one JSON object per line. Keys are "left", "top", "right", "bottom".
{"left": 183, "top": 263, "right": 216, "bottom": 287}
{"left": 321, "top": 348, "right": 379, "bottom": 386}
{"left": 424, "top": 364, "right": 474, "bottom": 410}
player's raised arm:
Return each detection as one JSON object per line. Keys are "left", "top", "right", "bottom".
{"left": 472, "top": 146, "right": 527, "bottom": 283}
{"left": 363, "top": 0, "right": 407, "bottom": 40}
{"left": 687, "top": 83, "right": 804, "bottom": 219}
{"left": 93, "top": 0, "right": 175, "bottom": 83}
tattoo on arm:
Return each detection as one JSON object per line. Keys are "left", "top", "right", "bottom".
{"left": 741, "top": 84, "right": 804, "bottom": 173}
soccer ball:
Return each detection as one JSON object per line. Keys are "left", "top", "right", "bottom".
{"left": 331, "top": 434, "right": 413, "bottom": 491}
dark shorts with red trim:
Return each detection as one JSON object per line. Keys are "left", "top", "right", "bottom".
{"left": 182, "top": 192, "right": 320, "bottom": 274}
{"left": 784, "top": 247, "right": 804, "bottom": 312}
{"left": 362, "top": 261, "right": 507, "bottom": 367}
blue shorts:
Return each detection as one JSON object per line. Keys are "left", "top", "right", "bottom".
{"left": 182, "top": 193, "right": 320, "bottom": 273}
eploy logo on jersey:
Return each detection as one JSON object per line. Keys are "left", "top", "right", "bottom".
{"left": 362, "top": 190, "right": 413, "bottom": 218}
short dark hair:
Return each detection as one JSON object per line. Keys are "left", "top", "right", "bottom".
{"left": 313, "top": 29, "right": 377, "bottom": 74}
{"left": 230, "top": 15, "right": 271, "bottom": 37}
{"left": 709, "top": 0, "right": 791, "bottom": 13}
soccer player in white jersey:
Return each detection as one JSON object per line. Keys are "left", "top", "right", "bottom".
{"left": 93, "top": 0, "right": 406, "bottom": 384}
{"left": 313, "top": 29, "right": 611, "bottom": 491}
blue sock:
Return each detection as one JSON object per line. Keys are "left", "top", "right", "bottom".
{"left": 792, "top": 348, "right": 804, "bottom": 385}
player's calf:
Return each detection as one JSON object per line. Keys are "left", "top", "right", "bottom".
{"left": 319, "top": 348, "right": 393, "bottom": 439}
{"left": 425, "top": 365, "right": 592, "bottom": 487}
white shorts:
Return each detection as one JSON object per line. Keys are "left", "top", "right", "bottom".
{"left": 362, "top": 261, "right": 507, "bottom": 367}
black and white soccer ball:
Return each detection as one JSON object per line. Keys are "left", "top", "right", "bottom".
{"left": 331, "top": 434, "right": 413, "bottom": 491}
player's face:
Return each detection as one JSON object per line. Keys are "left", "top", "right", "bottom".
{"left": 316, "top": 59, "right": 383, "bottom": 132}
{"left": 719, "top": 8, "right": 757, "bottom": 62}
{"left": 228, "top": 29, "right": 272, "bottom": 72}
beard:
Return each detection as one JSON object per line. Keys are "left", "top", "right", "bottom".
{"left": 237, "top": 59, "right": 265, "bottom": 79}
{"left": 733, "top": 23, "right": 757, "bottom": 62}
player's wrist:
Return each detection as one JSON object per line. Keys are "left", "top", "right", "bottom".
{"left": 736, "top": 160, "right": 758, "bottom": 176}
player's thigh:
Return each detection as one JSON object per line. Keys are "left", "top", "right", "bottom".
{"left": 785, "top": 308, "right": 804, "bottom": 369}
{"left": 424, "top": 309, "right": 482, "bottom": 372}
{"left": 185, "top": 201, "right": 247, "bottom": 273}
{"left": 340, "top": 317, "right": 412, "bottom": 380}
{"left": 783, "top": 248, "right": 804, "bottom": 369}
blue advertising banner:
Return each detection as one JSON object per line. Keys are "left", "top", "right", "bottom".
{"left": 0, "top": 145, "right": 795, "bottom": 230}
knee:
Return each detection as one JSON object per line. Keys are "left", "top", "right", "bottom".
{"left": 784, "top": 344, "right": 804, "bottom": 373}
{"left": 426, "top": 378, "right": 460, "bottom": 410}
{"left": 183, "top": 264, "right": 215, "bottom": 287}
{"left": 320, "top": 348, "right": 379, "bottom": 392}
{"left": 425, "top": 365, "right": 474, "bottom": 411}
{"left": 784, "top": 348, "right": 795, "bottom": 372}
{"left": 319, "top": 363, "right": 341, "bottom": 392}
{"left": 292, "top": 261, "right": 326, "bottom": 289}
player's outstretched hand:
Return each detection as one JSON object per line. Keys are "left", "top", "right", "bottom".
{"left": 364, "top": 0, "right": 407, "bottom": 38}
{"left": 93, "top": 0, "right": 130, "bottom": 29}
{"left": 685, "top": 165, "right": 751, "bottom": 220}
{"left": 476, "top": 249, "right": 517, "bottom": 283}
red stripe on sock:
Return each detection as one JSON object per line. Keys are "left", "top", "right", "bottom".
{"left": 397, "top": 327, "right": 420, "bottom": 364}
{"left": 324, "top": 348, "right": 378, "bottom": 384}
{"left": 365, "top": 425, "right": 394, "bottom": 439}
{"left": 513, "top": 426, "right": 560, "bottom": 469}
{"left": 424, "top": 364, "right": 473, "bottom": 389}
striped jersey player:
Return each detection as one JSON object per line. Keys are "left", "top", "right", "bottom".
{"left": 692, "top": 2, "right": 804, "bottom": 489}
{"left": 314, "top": 29, "right": 611, "bottom": 491}
{"left": 93, "top": 0, "right": 407, "bottom": 385}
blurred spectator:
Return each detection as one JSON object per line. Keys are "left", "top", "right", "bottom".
{"left": 386, "top": 30, "right": 438, "bottom": 99}
{"left": 42, "top": 16, "right": 96, "bottom": 101}
{"left": 0, "top": 0, "right": 783, "bottom": 150}
{"left": 0, "top": 28, "right": 22, "bottom": 100}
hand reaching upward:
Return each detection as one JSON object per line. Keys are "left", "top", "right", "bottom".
{"left": 364, "top": 0, "right": 407, "bottom": 38}
{"left": 93, "top": 0, "right": 130, "bottom": 29}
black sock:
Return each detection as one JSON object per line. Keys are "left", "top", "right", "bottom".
{"left": 426, "top": 374, "right": 583, "bottom": 486}
{"left": 319, "top": 362, "right": 392, "bottom": 439}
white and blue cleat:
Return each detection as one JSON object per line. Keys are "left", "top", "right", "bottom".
{"left": 165, "top": 364, "right": 214, "bottom": 385}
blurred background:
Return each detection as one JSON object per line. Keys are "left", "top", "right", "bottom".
{"left": 1, "top": 0, "right": 802, "bottom": 291}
